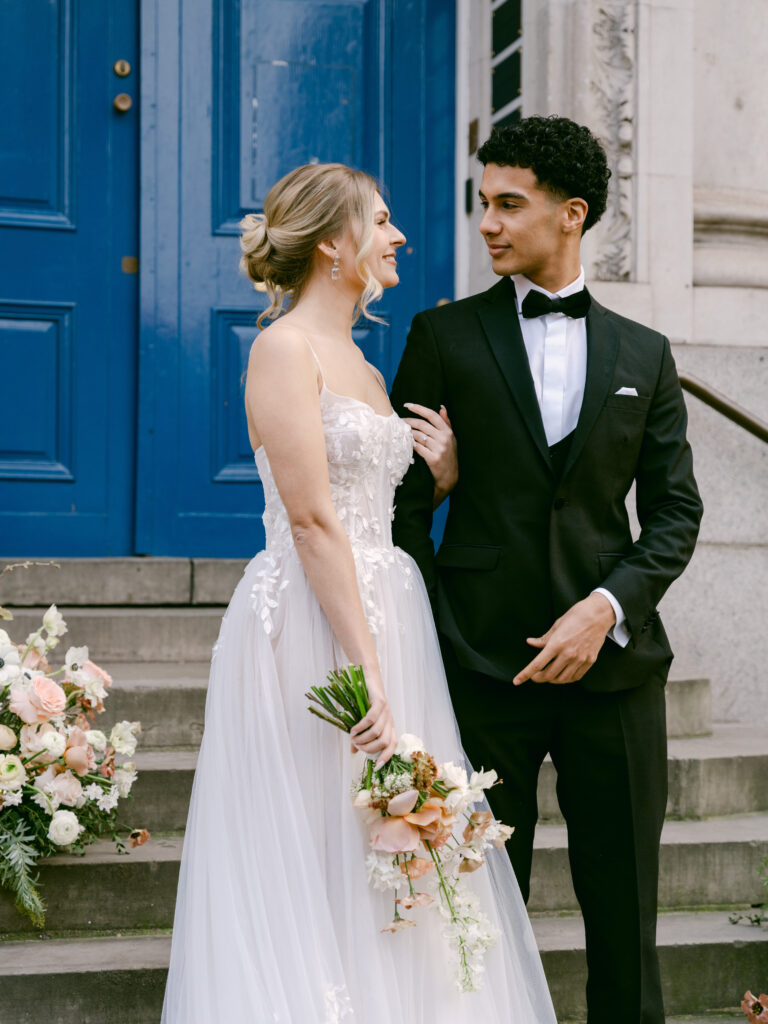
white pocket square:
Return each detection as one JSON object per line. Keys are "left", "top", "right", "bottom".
{"left": 614, "top": 386, "right": 638, "bottom": 396}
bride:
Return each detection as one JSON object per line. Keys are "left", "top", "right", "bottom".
{"left": 161, "top": 163, "right": 556, "bottom": 1023}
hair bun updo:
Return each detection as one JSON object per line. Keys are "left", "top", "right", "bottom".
{"left": 238, "top": 162, "right": 382, "bottom": 328}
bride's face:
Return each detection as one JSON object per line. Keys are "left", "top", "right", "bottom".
{"left": 335, "top": 193, "right": 406, "bottom": 291}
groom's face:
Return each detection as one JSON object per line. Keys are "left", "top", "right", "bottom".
{"left": 478, "top": 163, "right": 566, "bottom": 281}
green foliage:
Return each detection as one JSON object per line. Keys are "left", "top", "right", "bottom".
{"left": 306, "top": 665, "right": 371, "bottom": 733}
{"left": 0, "top": 815, "right": 45, "bottom": 927}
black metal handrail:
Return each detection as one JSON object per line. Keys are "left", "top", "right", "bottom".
{"left": 679, "top": 372, "right": 768, "bottom": 444}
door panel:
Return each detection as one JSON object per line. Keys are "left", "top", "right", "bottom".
{"left": 0, "top": 0, "right": 139, "bottom": 555}
{"left": 137, "top": 0, "right": 455, "bottom": 555}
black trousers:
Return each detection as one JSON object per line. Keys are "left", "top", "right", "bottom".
{"left": 442, "top": 639, "right": 668, "bottom": 1024}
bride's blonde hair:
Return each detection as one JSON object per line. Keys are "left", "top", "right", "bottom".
{"left": 239, "top": 163, "right": 384, "bottom": 328}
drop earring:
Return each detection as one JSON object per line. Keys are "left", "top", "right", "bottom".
{"left": 331, "top": 252, "right": 341, "bottom": 281}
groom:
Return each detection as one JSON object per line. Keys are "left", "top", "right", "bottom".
{"left": 391, "top": 116, "right": 702, "bottom": 1022}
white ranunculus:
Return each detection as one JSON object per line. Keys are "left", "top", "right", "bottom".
{"left": 84, "top": 729, "right": 107, "bottom": 752}
{"left": 0, "top": 724, "right": 17, "bottom": 750}
{"left": 42, "top": 605, "right": 67, "bottom": 638}
{"left": 0, "top": 754, "right": 26, "bottom": 791}
{"left": 394, "top": 733, "right": 425, "bottom": 761}
{"left": 112, "top": 766, "right": 137, "bottom": 799}
{"left": 65, "top": 646, "right": 89, "bottom": 674}
{"left": 47, "top": 809, "right": 83, "bottom": 846}
{"left": 0, "top": 646, "right": 21, "bottom": 685}
{"left": 109, "top": 721, "right": 140, "bottom": 756}
{"left": 40, "top": 730, "right": 66, "bottom": 759}
{"left": 353, "top": 788, "right": 372, "bottom": 809}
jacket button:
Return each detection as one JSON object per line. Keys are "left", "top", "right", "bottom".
{"left": 553, "top": 498, "right": 567, "bottom": 510}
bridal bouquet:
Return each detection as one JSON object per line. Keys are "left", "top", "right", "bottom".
{"left": 307, "top": 665, "right": 514, "bottom": 992}
{"left": 0, "top": 602, "right": 149, "bottom": 926}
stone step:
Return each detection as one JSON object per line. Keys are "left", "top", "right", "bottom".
{"left": 3, "top": 812, "right": 767, "bottom": 936}
{"left": 0, "top": 837, "right": 183, "bottom": 935}
{"left": 0, "top": 912, "right": 763, "bottom": 1021}
{"left": 0, "top": 557, "right": 247, "bottom": 606}
{"left": 534, "top": 910, "right": 768, "bottom": 1020}
{"left": 102, "top": 663, "right": 712, "bottom": 746}
{"left": 537, "top": 724, "right": 768, "bottom": 822}
{"left": 5, "top": 607, "right": 223, "bottom": 662}
{"left": 528, "top": 811, "right": 768, "bottom": 912}
{"left": 129, "top": 725, "right": 768, "bottom": 834}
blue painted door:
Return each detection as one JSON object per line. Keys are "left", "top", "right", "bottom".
{"left": 0, "top": 0, "right": 139, "bottom": 555}
{"left": 137, "top": 0, "right": 455, "bottom": 556}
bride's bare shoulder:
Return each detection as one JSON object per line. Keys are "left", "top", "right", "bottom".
{"left": 247, "top": 320, "right": 314, "bottom": 373}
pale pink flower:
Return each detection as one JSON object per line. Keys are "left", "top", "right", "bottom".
{"left": 10, "top": 676, "right": 66, "bottom": 724}
{"left": 64, "top": 727, "right": 95, "bottom": 777}
{"left": 19, "top": 723, "right": 60, "bottom": 762}
{"left": 48, "top": 770, "right": 83, "bottom": 807}
{"left": 397, "top": 892, "right": 434, "bottom": 909}
{"left": 386, "top": 789, "right": 419, "bottom": 816}
{"left": 369, "top": 816, "right": 420, "bottom": 853}
{"left": 381, "top": 917, "right": 417, "bottom": 933}
{"left": 83, "top": 660, "right": 112, "bottom": 688}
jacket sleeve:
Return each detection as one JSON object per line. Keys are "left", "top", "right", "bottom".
{"left": 599, "top": 336, "right": 704, "bottom": 642}
{"left": 390, "top": 311, "right": 446, "bottom": 604}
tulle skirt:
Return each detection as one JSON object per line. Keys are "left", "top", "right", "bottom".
{"left": 161, "top": 545, "right": 556, "bottom": 1023}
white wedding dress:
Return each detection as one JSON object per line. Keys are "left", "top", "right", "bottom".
{"left": 161, "top": 349, "right": 556, "bottom": 1023}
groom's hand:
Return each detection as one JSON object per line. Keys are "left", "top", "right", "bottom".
{"left": 513, "top": 593, "right": 617, "bottom": 686}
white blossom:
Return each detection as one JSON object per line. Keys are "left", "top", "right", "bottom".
{"left": 1, "top": 788, "right": 23, "bottom": 807}
{"left": 48, "top": 809, "right": 83, "bottom": 846}
{"left": 96, "top": 785, "right": 120, "bottom": 812}
{"left": 84, "top": 729, "right": 107, "bottom": 752}
{"left": 393, "top": 733, "right": 425, "bottom": 761}
{"left": 112, "top": 765, "right": 137, "bottom": 798}
{"left": 64, "top": 646, "right": 89, "bottom": 674}
{"left": 40, "top": 730, "right": 66, "bottom": 759}
{"left": 109, "top": 721, "right": 140, "bottom": 756}
{"left": 0, "top": 646, "right": 21, "bottom": 685}
{"left": 42, "top": 605, "right": 67, "bottom": 638}
{"left": 365, "top": 851, "right": 406, "bottom": 892}
{"left": 83, "top": 674, "right": 107, "bottom": 706}
{"left": 83, "top": 782, "right": 104, "bottom": 802}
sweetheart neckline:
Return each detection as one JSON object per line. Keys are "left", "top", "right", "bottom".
{"left": 252, "top": 389, "right": 400, "bottom": 458}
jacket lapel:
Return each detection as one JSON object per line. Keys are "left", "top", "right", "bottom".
{"left": 476, "top": 278, "right": 552, "bottom": 471}
{"left": 562, "top": 298, "right": 619, "bottom": 479}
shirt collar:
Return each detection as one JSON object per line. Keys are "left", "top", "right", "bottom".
{"left": 512, "top": 266, "right": 586, "bottom": 314}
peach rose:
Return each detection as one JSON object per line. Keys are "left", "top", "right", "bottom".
{"left": 20, "top": 723, "right": 59, "bottom": 762}
{"left": 11, "top": 676, "right": 68, "bottom": 723}
{"left": 386, "top": 789, "right": 419, "bottom": 816}
{"left": 400, "top": 856, "right": 434, "bottom": 879}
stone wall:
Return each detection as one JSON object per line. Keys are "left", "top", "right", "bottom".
{"left": 456, "top": 0, "right": 768, "bottom": 723}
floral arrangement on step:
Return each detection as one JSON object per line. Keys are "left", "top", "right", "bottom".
{"left": 307, "top": 665, "right": 514, "bottom": 992}
{"left": 0, "top": 598, "right": 150, "bottom": 927}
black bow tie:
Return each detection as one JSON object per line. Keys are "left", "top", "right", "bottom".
{"left": 520, "top": 287, "right": 591, "bottom": 320}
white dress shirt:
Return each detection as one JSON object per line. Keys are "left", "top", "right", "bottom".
{"left": 511, "top": 268, "right": 630, "bottom": 647}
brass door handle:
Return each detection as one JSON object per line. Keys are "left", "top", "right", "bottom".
{"left": 113, "top": 93, "right": 133, "bottom": 113}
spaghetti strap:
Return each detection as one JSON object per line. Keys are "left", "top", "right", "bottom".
{"left": 302, "top": 336, "right": 326, "bottom": 388}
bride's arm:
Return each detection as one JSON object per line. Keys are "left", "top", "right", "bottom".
{"left": 245, "top": 327, "right": 396, "bottom": 765}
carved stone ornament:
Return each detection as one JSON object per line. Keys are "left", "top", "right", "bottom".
{"left": 590, "top": 1, "right": 636, "bottom": 281}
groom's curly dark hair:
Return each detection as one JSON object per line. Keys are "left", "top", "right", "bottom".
{"left": 477, "top": 116, "right": 611, "bottom": 233}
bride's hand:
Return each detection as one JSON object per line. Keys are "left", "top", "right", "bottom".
{"left": 349, "top": 682, "right": 398, "bottom": 769}
{"left": 403, "top": 402, "right": 457, "bottom": 507}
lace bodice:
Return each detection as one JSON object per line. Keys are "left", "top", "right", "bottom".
{"left": 250, "top": 385, "right": 415, "bottom": 636}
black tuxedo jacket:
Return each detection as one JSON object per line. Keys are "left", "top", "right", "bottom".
{"left": 390, "top": 276, "right": 703, "bottom": 692}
